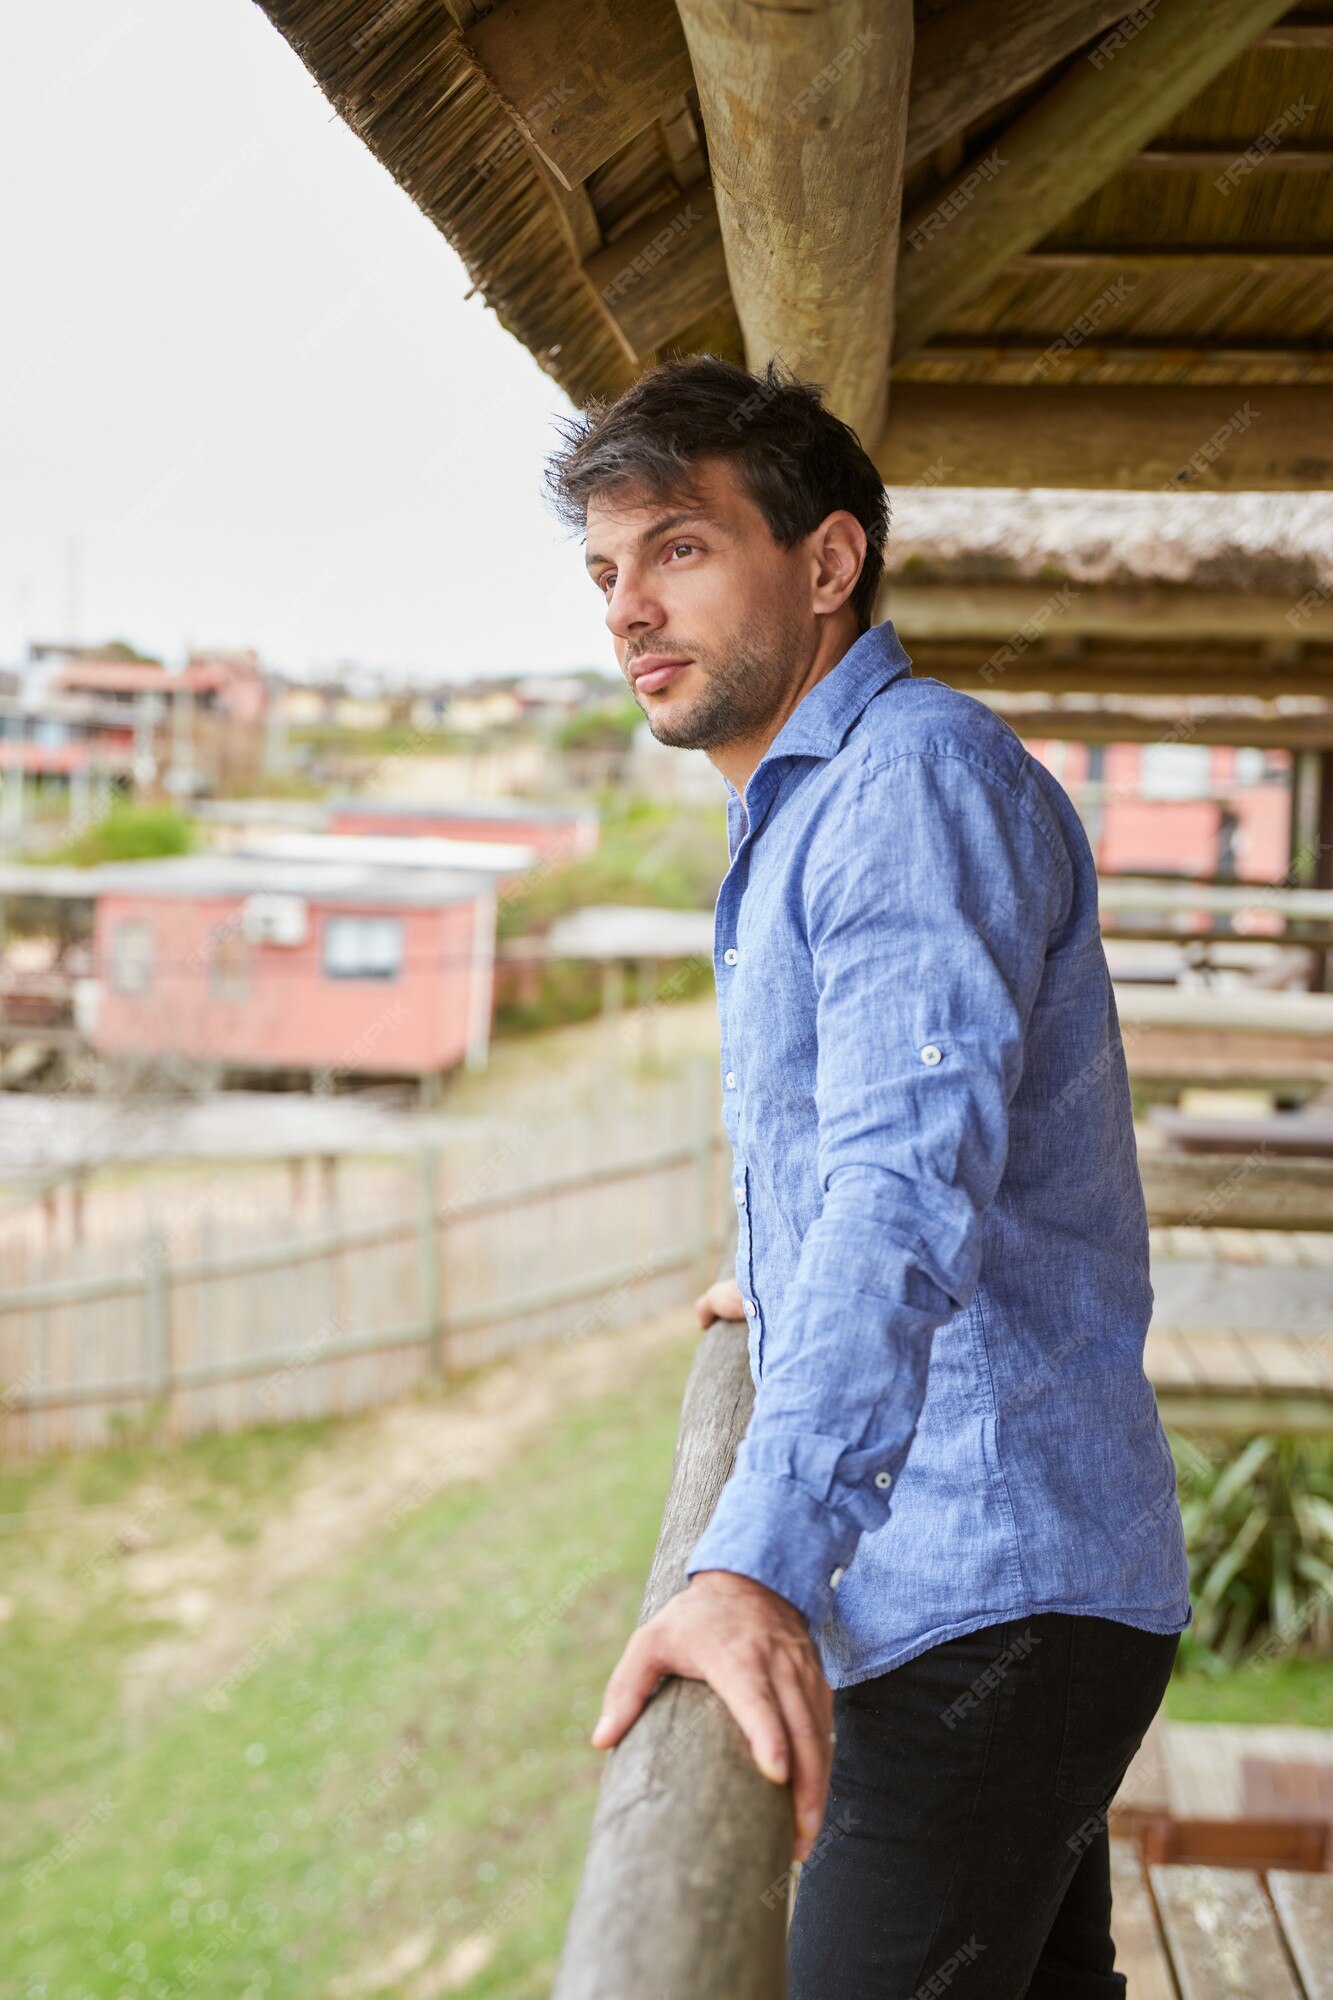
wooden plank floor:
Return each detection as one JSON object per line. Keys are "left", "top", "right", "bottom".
{"left": 1145, "top": 1230, "right": 1333, "bottom": 1426}
{"left": 1152, "top": 1864, "right": 1303, "bottom": 1999}
{"left": 1110, "top": 1729, "right": 1333, "bottom": 1996}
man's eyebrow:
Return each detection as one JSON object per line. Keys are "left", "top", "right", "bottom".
{"left": 584, "top": 510, "right": 719, "bottom": 571}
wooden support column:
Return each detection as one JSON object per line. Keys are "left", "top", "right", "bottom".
{"left": 892, "top": 0, "right": 1295, "bottom": 365}
{"left": 674, "top": 0, "right": 913, "bottom": 443}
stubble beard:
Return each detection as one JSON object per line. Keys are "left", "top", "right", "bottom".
{"left": 638, "top": 614, "right": 806, "bottom": 752}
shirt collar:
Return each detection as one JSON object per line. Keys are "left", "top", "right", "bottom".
{"left": 723, "top": 619, "right": 913, "bottom": 801}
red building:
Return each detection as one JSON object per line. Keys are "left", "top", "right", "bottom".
{"left": 87, "top": 855, "right": 494, "bottom": 1082}
{"left": 327, "top": 797, "right": 599, "bottom": 865}
{"left": 1024, "top": 739, "right": 1291, "bottom": 883}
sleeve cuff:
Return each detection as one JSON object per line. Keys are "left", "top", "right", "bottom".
{"left": 683, "top": 1471, "right": 862, "bottom": 1631}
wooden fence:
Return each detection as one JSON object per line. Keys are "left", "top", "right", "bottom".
{"left": 0, "top": 1059, "right": 730, "bottom": 1457}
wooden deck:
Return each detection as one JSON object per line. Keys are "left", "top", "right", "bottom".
{"left": 1112, "top": 1724, "right": 1333, "bottom": 1996}
{"left": 1146, "top": 1227, "right": 1333, "bottom": 1431}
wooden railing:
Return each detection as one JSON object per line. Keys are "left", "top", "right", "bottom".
{"left": 552, "top": 1314, "right": 793, "bottom": 1999}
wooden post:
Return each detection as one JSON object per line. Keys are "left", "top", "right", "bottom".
{"left": 551, "top": 1318, "right": 790, "bottom": 2000}
{"left": 418, "top": 1146, "right": 444, "bottom": 1386}
{"left": 690, "top": 1055, "right": 716, "bottom": 1282}
{"left": 675, "top": 0, "right": 913, "bottom": 443}
{"left": 142, "top": 1224, "right": 171, "bottom": 1440}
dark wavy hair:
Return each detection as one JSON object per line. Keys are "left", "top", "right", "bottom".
{"left": 542, "top": 353, "right": 890, "bottom": 635}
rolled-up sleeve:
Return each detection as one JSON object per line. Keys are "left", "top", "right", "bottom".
{"left": 684, "top": 748, "right": 1072, "bottom": 1629}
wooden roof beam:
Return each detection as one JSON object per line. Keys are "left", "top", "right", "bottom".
{"left": 674, "top": 0, "right": 913, "bottom": 443}
{"left": 900, "top": 654, "right": 1333, "bottom": 698}
{"left": 976, "top": 701, "right": 1333, "bottom": 749}
{"left": 583, "top": 187, "right": 728, "bottom": 359}
{"left": 884, "top": 582, "right": 1333, "bottom": 645}
{"left": 892, "top": 0, "right": 1297, "bottom": 367}
{"left": 465, "top": 0, "right": 696, "bottom": 192}
{"left": 906, "top": 1, "right": 1138, "bottom": 166}
{"left": 877, "top": 384, "right": 1333, "bottom": 490}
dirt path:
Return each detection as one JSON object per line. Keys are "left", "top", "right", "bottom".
{"left": 117, "top": 1306, "right": 695, "bottom": 1730}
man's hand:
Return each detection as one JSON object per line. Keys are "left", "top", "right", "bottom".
{"left": 589, "top": 1569, "right": 835, "bottom": 1862}
{"left": 694, "top": 1277, "right": 747, "bottom": 1329}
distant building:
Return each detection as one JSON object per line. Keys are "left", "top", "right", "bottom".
{"left": 327, "top": 797, "right": 599, "bottom": 865}
{"left": 84, "top": 854, "right": 495, "bottom": 1082}
{"left": 4, "top": 644, "right": 270, "bottom": 801}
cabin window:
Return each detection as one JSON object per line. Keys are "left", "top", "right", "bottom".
{"left": 1140, "top": 742, "right": 1212, "bottom": 800}
{"left": 110, "top": 919, "right": 155, "bottom": 995}
{"left": 323, "top": 914, "right": 404, "bottom": 981}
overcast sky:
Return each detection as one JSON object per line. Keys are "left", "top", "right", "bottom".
{"left": 0, "top": 0, "right": 621, "bottom": 684}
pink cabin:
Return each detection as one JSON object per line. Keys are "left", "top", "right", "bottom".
{"left": 88, "top": 855, "right": 494, "bottom": 1083}
{"left": 327, "top": 797, "right": 599, "bottom": 866}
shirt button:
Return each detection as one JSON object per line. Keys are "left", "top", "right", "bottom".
{"left": 874, "top": 1470, "right": 893, "bottom": 1490}
{"left": 733, "top": 1182, "right": 746, "bottom": 1206}
{"left": 725, "top": 1070, "right": 737, "bottom": 1088}
{"left": 919, "top": 1044, "right": 943, "bottom": 1066}
{"left": 829, "top": 1566, "right": 845, "bottom": 1590}
{"left": 744, "top": 1296, "right": 757, "bottom": 1317}
{"left": 723, "top": 947, "right": 738, "bottom": 965}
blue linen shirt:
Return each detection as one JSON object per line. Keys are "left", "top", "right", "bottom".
{"left": 684, "top": 618, "right": 1191, "bottom": 1688}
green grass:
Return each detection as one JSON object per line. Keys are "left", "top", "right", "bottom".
{"left": 1, "top": 1335, "right": 694, "bottom": 2000}
{"left": 8, "top": 1341, "right": 1333, "bottom": 1999}
{"left": 1165, "top": 1652, "right": 1333, "bottom": 1727}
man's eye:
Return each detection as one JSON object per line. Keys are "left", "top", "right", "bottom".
{"left": 669, "top": 541, "right": 698, "bottom": 560}
{"left": 598, "top": 572, "right": 615, "bottom": 594}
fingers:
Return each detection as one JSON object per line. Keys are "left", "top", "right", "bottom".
{"left": 706, "top": 1656, "right": 794, "bottom": 1789}
{"left": 590, "top": 1631, "right": 662, "bottom": 1749}
{"left": 695, "top": 1279, "right": 746, "bottom": 1329}
{"left": 770, "top": 1649, "right": 834, "bottom": 1861}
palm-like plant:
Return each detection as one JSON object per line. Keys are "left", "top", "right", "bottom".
{"left": 1171, "top": 1432, "right": 1333, "bottom": 1671}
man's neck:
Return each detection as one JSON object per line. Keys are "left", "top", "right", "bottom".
{"left": 708, "top": 621, "right": 857, "bottom": 796}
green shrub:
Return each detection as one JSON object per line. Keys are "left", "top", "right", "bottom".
{"left": 1171, "top": 1431, "right": 1333, "bottom": 1672}
{"left": 43, "top": 801, "right": 195, "bottom": 866}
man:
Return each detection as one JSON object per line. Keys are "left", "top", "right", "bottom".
{"left": 543, "top": 355, "right": 1190, "bottom": 1997}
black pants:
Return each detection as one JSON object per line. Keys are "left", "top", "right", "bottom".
{"left": 787, "top": 1613, "right": 1179, "bottom": 2000}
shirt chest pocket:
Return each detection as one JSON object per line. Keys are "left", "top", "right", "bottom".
{"left": 725, "top": 915, "right": 816, "bottom": 1082}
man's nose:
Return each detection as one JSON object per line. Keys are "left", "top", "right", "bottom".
{"left": 605, "top": 567, "right": 663, "bottom": 642}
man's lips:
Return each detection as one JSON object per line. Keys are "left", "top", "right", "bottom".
{"left": 632, "top": 657, "right": 690, "bottom": 694}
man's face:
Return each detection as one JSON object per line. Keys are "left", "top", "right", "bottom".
{"left": 584, "top": 456, "right": 813, "bottom": 751}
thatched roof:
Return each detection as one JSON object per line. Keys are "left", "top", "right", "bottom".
{"left": 253, "top": 0, "right": 1333, "bottom": 491}
{"left": 886, "top": 488, "right": 1333, "bottom": 593}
